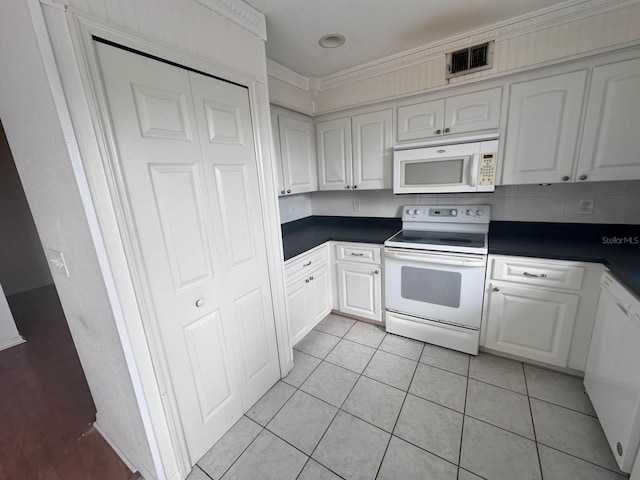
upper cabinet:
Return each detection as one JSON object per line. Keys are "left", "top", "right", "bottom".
{"left": 317, "top": 108, "right": 393, "bottom": 191}
{"left": 502, "top": 71, "right": 588, "bottom": 185}
{"left": 501, "top": 57, "right": 640, "bottom": 185}
{"left": 271, "top": 108, "right": 317, "bottom": 196}
{"left": 397, "top": 87, "right": 502, "bottom": 142}
{"left": 576, "top": 58, "right": 640, "bottom": 182}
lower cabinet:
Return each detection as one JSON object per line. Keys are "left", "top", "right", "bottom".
{"left": 481, "top": 254, "right": 604, "bottom": 371}
{"left": 334, "top": 243, "right": 383, "bottom": 323}
{"left": 285, "top": 246, "right": 332, "bottom": 346}
{"left": 484, "top": 283, "right": 579, "bottom": 366}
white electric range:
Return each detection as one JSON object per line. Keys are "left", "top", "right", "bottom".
{"left": 384, "top": 204, "right": 490, "bottom": 355}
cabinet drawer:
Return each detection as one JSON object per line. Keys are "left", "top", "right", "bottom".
{"left": 491, "top": 257, "right": 585, "bottom": 291}
{"left": 285, "top": 245, "right": 328, "bottom": 284}
{"left": 335, "top": 243, "right": 381, "bottom": 264}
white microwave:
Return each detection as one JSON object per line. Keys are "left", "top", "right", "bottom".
{"left": 393, "top": 138, "right": 498, "bottom": 194}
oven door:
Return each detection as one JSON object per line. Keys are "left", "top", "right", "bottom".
{"left": 384, "top": 248, "right": 486, "bottom": 329}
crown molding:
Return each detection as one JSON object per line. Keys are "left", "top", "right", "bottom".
{"left": 265, "top": 0, "right": 637, "bottom": 92}
{"left": 266, "top": 59, "right": 310, "bottom": 91}
{"left": 194, "top": 0, "right": 266, "bottom": 40}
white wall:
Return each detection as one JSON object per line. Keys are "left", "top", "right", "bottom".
{"left": 0, "top": 0, "right": 154, "bottom": 477}
{"left": 278, "top": 193, "right": 313, "bottom": 223}
{"left": 0, "top": 281, "right": 24, "bottom": 351}
{"left": 285, "top": 181, "right": 640, "bottom": 224}
{"left": 0, "top": 122, "right": 52, "bottom": 295}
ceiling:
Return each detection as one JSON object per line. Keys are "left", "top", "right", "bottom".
{"left": 245, "top": 0, "right": 567, "bottom": 78}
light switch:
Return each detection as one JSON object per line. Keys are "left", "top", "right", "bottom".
{"left": 47, "top": 249, "right": 70, "bottom": 277}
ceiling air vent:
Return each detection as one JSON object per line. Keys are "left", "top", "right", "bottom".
{"left": 446, "top": 41, "right": 494, "bottom": 79}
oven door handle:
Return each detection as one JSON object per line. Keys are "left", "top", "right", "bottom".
{"left": 384, "top": 250, "right": 486, "bottom": 267}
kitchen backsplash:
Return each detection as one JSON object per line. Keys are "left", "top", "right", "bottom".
{"left": 279, "top": 181, "right": 640, "bottom": 224}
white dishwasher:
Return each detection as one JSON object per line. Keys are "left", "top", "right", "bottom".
{"left": 585, "top": 271, "right": 640, "bottom": 473}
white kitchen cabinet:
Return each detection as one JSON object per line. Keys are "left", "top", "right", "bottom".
{"left": 481, "top": 255, "right": 604, "bottom": 371}
{"left": 334, "top": 243, "right": 383, "bottom": 323}
{"left": 317, "top": 109, "right": 392, "bottom": 191}
{"left": 576, "top": 58, "right": 640, "bottom": 182}
{"left": 272, "top": 108, "right": 317, "bottom": 196}
{"left": 316, "top": 117, "right": 352, "bottom": 190}
{"left": 397, "top": 87, "right": 501, "bottom": 142}
{"left": 336, "top": 263, "right": 382, "bottom": 323}
{"left": 484, "top": 282, "right": 579, "bottom": 367}
{"left": 285, "top": 245, "right": 332, "bottom": 345}
{"left": 501, "top": 70, "right": 588, "bottom": 185}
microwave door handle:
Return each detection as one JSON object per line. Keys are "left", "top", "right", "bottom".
{"left": 385, "top": 250, "right": 485, "bottom": 267}
{"left": 470, "top": 153, "right": 479, "bottom": 187}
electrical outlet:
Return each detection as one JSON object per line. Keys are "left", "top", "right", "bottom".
{"left": 578, "top": 199, "right": 595, "bottom": 215}
{"left": 353, "top": 200, "right": 361, "bottom": 212}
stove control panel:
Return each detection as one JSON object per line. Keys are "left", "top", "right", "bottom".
{"left": 402, "top": 204, "right": 491, "bottom": 223}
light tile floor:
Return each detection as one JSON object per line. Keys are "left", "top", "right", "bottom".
{"left": 190, "top": 314, "right": 628, "bottom": 480}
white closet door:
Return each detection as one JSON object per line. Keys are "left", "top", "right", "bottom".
{"left": 95, "top": 43, "right": 279, "bottom": 463}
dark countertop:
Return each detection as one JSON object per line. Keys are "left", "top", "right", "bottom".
{"left": 489, "top": 222, "right": 640, "bottom": 297}
{"left": 281, "top": 216, "right": 401, "bottom": 260}
{"left": 281, "top": 216, "right": 640, "bottom": 297}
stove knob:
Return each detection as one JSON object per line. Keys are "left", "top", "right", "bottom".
{"left": 476, "top": 209, "right": 484, "bottom": 216}
{"left": 449, "top": 209, "right": 458, "bottom": 216}
{"left": 465, "top": 209, "right": 474, "bottom": 216}
{"left": 413, "top": 209, "right": 420, "bottom": 215}
{"left": 406, "top": 208, "right": 411, "bottom": 214}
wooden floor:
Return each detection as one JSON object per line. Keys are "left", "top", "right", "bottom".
{"left": 0, "top": 285, "right": 140, "bottom": 480}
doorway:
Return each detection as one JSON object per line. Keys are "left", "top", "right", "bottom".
{"left": 0, "top": 121, "right": 137, "bottom": 479}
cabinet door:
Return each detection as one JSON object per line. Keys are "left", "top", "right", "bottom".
{"left": 309, "top": 265, "right": 332, "bottom": 328}
{"left": 397, "top": 99, "right": 445, "bottom": 142}
{"left": 316, "top": 117, "right": 352, "bottom": 190}
{"left": 337, "top": 262, "right": 382, "bottom": 322}
{"left": 484, "top": 283, "right": 579, "bottom": 367}
{"left": 271, "top": 113, "right": 286, "bottom": 196}
{"left": 444, "top": 87, "right": 501, "bottom": 136}
{"left": 352, "top": 109, "right": 393, "bottom": 190}
{"left": 577, "top": 58, "right": 640, "bottom": 182}
{"left": 502, "top": 71, "right": 587, "bottom": 185}
{"left": 279, "top": 115, "right": 317, "bottom": 194}
{"left": 286, "top": 276, "right": 311, "bottom": 346}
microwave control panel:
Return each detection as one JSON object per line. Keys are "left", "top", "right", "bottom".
{"left": 478, "top": 153, "right": 496, "bottom": 185}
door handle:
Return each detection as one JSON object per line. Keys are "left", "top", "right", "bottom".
{"left": 303, "top": 261, "right": 312, "bottom": 267}
{"left": 384, "top": 250, "right": 485, "bottom": 267}
{"left": 616, "top": 302, "right": 629, "bottom": 315}
{"left": 195, "top": 298, "right": 205, "bottom": 308}
{"left": 523, "top": 272, "right": 548, "bottom": 278}
{"left": 350, "top": 252, "right": 364, "bottom": 257}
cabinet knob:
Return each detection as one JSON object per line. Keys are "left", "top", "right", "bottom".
{"left": 305, "top": 278, "right": 310, "bottom": 283}
{"left": 492, "top": 287, "right": 500, "bottom": 292}
{"left": 434, "top": 129, "right": 442, "bottom": 135}
{"left": 195, "top": 298, "right": 205, "bottom": 307}
{"left": 353, "top": 185, "right": 358, "bottom": 189}
{"left": 444, "top": 127, "right": 451, "bottom": 133}
{"left": 562, "top": 176, "right": 570, "bottom": 182}
{"left": 579, "top": 175, "right": 588, "bottom": 181}
{"left": 374, "top": 270, "right": 380, "bottom": 274}
{"left": 345, "top": 185, "right": 350, "bottom": 189}
{"left": 280, "top": 190, "right": 285, "bottom": 194}
{"left": 287, "top": 189, "right": 291, "bottom": 193}
{"left": 310, "top": 276, "right": 314, "bottom": 281}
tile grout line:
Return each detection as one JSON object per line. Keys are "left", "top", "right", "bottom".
{"left": 305, "top": 323, "right": 384, "bottom": 461}
{"left": 291, "top": 318, "right": 359, "bottom": 480}
{"left": 373, "top": 341, "right": 425, "bottom": 480}
{"left": 457, "top": 359, "right": 471, "bottom": 480}
{"left": 523, "top": 362, "right": 545, "bottom": 480}
{"left": 534, "top": 442, "right": 629, "bottom": 476}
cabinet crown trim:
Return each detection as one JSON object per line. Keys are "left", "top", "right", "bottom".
{"left": 267, "top": 0, "right": 634, "bottom": 93}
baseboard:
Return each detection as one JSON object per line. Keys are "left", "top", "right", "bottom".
{"left": 0, "top": 335, "right": 25, "bottom": 352}
{"left": 94, "top": 414, "right": 156, "bottom": 480}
